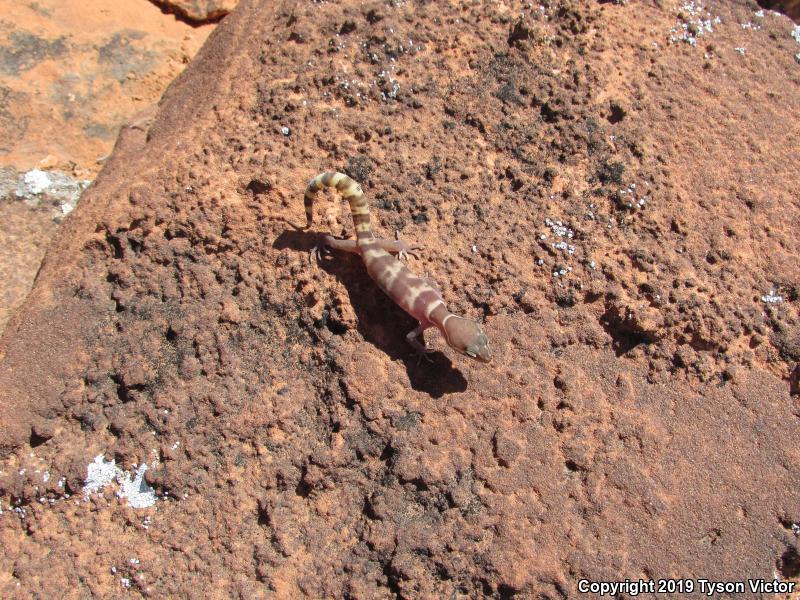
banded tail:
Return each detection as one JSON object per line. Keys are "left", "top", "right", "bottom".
{"left": 304, "top": 172, "right": 373, "bottom": 242}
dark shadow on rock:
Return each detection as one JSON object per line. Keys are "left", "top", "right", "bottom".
{"left": 754, "top": 0, "right": 800, "bottom": 21}
{"left": 403, "top": 354, "right": 468, "bottom": 397}
{"left": 599, "top": 305, "right": 656, "bottom": 357}
{"left": 273, "top": 228, "right": 469, "bottom": 397}
{"left": 272, "top": 226, "right": 313, "bottom": 253}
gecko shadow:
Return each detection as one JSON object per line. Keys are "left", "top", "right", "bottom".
{"left": 273, "top": 228, "right": 468, "bottom": 397}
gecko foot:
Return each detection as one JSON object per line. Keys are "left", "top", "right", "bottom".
{"left": 413, "top": 348, "right": 435, "bottom": 365}
{"left": 422, "top": 276, "right": 441, "bottom": 291}
{"left": 310, "top": 239, "right": 331, "bottom": 264}
{"left": 406, "top": 326, "right": 434, "bottom": 364}
{"left": 394, "top": 231, "right": 421, "bottom": 261}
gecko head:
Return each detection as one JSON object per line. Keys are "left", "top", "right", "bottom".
{"left": 442, "top": 316, "right": 491, "bottom": 363}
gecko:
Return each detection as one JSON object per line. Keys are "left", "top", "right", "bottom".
{"left": 303, "top": 171, "right": 491, "bottom": 363}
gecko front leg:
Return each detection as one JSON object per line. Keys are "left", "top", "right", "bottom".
{"left": 312, "top": 233, "right": 420, "bottom": 262}
{"left": 406, "top": 323, "right": 434, "bottom": 363}
{"left": 362, "top": 231, "right": 420, "bottom": 260}
{"left": 391, "top": 231, "right": 421, "bottom": 261}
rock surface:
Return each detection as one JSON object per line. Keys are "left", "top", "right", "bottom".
{"left": 1, "top": 0, "right": 799, "bottom": 597}
{"left": 0, "top": 0, "right": 212, "bottom": 177}
{"left": 760, "top": 0, "right": 800, "bottom": 20}
{"left": 153, "top": 0, "right": 239, "bottom": 23}
{"left": 0, "top": 167, "right": 91, "bottom": 331}
{"left": 0, "top": 0, "right": 213, "bottom": 335}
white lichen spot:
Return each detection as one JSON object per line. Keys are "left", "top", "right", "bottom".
{"left": 117, "top": 465, "right": 156, "bottom": 509}
{"left": 761, "top": 290, "right": 783, "bottom": 304}
{"left": 668, "top": 1, "right": 721, "bottom": 46}
{"left": 84, "top": 455, "right": 118, "bottom": 495}
{"left": 83, "top": 454, "right": 156, "bottom": 509}
{"left": 552, "top": 241, "right": 576, "bottom": 255}
{"left": 544, "top": 218, "right": 573, "bottom": 238}
{"left": 20, "top": 169, "right": 52, "bottom": 195}
{"left": 14, "top": 169, "right": 90, "bottom": 217}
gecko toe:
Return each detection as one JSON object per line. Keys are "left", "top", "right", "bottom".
{"left": 413, "top": 350, "right": 435, "bottom": 365}
{"left": 396, "top": 243, "right": 421, "bottom": 261}
{"left": 310, "top": 245, "right": 328, "bottom": 264}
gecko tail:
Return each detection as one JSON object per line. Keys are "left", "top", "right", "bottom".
{"left": 303, "top": 173, "right": 325, "bottom": 228}
{"left": 303, "top": 172, "right": 373, "bottom": 240}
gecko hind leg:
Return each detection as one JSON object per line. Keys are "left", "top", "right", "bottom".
{"left": 311, "top": 234, "right": 359, "bottom": 263}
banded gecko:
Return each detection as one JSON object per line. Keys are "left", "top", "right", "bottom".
{"left": 304, "top": 171, "right": 491, "bottom": 363}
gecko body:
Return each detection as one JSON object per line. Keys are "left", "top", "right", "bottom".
{"left": 304, "top": 171, "right": 491, "bottom": 363}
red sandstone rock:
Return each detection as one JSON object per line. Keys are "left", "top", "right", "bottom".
{"left": 0, "top": 0, "right": 799, "bottom": 596}
{"left": 0, "top": 0, "right": 213, "bottom": 335}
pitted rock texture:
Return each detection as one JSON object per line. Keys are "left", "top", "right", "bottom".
{"left": 0, "top": 0, "right": 799, "bottom": 597}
